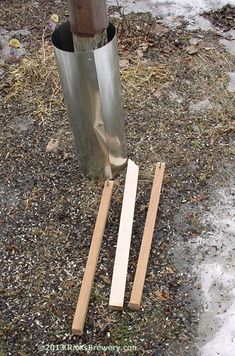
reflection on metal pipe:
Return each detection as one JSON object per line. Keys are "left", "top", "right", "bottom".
{"left": 52, "top": 22, "right": 127, "bottom": 179}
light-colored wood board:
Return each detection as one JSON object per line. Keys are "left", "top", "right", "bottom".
{"left": 109, "top": 159, "right": 139, "bottom": 310}
{"left": 72, "top": 180, "right": 114, "bottom": 335}
{"left": 129, "top": 162, "right": 165, "bottom": 310}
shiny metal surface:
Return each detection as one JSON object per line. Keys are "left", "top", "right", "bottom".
{"left": 52, "top": 22, "right": 126, "bottom": 179}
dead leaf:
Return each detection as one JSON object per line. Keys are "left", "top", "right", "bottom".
{"left": 136, "top": 48, "right": 144, "bottom": 58}
{"left": 149, "top": 271, "right": 156, "bottom": 279}
{"left": 152, "top": 22, "right": 168, "bottom": 35}
{"left": 179, "top": 335, "right": 189, "bottom": 342}
{"left": 63, "top": 152, "right": 69, "bottom": 160}
{"left": 100, "top": 275, "right": 111, "bottom": 284}
{"left": 189, "top": 38, "right": 199, "bottom": 46}
{"left": 166, "top": 266, "right": 174, "bottom": 274}
{"left": 155, "top": 289, "right": 170, "bottom": 301}
{"left": 50, "top": 305, "right": 61, "bottom": 317}
{"left": 46, "top": 138, "right": 59, "bottom": 152}
{"left": 119, "top": 59, "right": 129, "bottom": 68}
{"left": 24, "top": 197, "right": 32, "bottom": 211}
{"left": 140, "top": 42, "right": 149, "bottom": 52}
{"left": 98, "top": 323, "right": 110, "bottom": 334}
{"left": 64, "top": 280, "right": 76, "bottom": 287}
{"left": 140, "top": 204, "right": 148, "bottom": 212}
{"left": 210, "top": 130, "right": 216, "bottom": 146}
{"left": 186, "top": 45, "right": 199, "bottom": 55}
{"left": 190, "top": 194, "right": 206, "bottom": 203}
{"left": 6, "top": 244, "right": 18, "bottom": 253}
{"left": 153, "top": 90, "right": 162, "bottom": 99}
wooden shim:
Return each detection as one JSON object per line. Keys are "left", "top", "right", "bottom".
{"left": 129, "top": 162, "right": 165, "bottom": 310}
{"left": 109, "top": 159, "right": 139, "bottom": 310}
{"left": 72, "top": 180, "right": 114, "bottom": 335}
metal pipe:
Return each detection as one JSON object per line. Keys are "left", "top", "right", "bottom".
{"left": 52, "top": 22, "right": 127, "bottom": 179}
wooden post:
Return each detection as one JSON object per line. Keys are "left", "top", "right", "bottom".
{"left": 67, "top": 0, "right": 108, "bottom": 52}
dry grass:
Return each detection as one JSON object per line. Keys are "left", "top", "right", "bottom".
{"left": 2, "top": 41, "right": 173, "bottom": 119}
{"left": 121, "top": 62, "right": 172, "bottom": 107}
{"left": 4, "top": 43, "right": 64, "bottom": 120}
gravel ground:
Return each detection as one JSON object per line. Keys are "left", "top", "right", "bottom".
{"left": 0, "top": 1, "right": 235, "bottom": 355}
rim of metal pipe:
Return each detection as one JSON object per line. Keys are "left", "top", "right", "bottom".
{"left": 52, "top": 22, "right": 116, "bottom": 53}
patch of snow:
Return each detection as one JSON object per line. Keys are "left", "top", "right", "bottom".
{"left": 0, "top": 185, "right": 21, "bottom": 210}
{"left": 31, "top": 1, "right": 39, "bottom": 8}
{"left": 214, "top": 104, "right": 222, "bottom": 111}
{"left": 169, "top": 91, "right": 183, "bottom": 103}
{"left": 186, "top": 15, "right": 213, "bottom": 31}
{"left": 10, "top": 117, "right": 34, "bottom": 133}
{"left": 108, "top": 0, "right": 235, "bottom": 18}
{"left": 191, "top": 122, "right": 201, "bottom": 135}
{"left": 0, "top": 28, "right": 30, "bottom": 64}
{"left": 220, "top": 38, "right": 235, "bottom": 56}
{"left": 227, "top": 72, "right": 235, "bottom": 92}
{"left": 193, "top": 185, "right": 235, "bottom": 356}
{"left": 189, "top": 99, "right": 213, "bottom": 113}
{"left": 222, "top": 29, "right": 235, "bottom": 40}
{"left": 189, "top": 38, "right": 203, "bottom": 46}
{"left": 200, "top": 298, "right": 235, "bottom": 356}
{"left": 108, "top": 0, "right": 235, "bottom": 30}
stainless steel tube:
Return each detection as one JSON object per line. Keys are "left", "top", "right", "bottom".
{"left": 52, "top": 22, "right": 127, "bottom": 179}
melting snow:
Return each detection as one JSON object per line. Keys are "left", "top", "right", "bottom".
{"left": 227, "top": 72, "right": 235, "bottom": 92}
{"left": 0, "top": 29, "right": 30, "bottom": 64}
{"left": 189, "top": 99, "right": 213, "bottom": 113}
{"left": 194, "top": 186, "right": 235, "bottom": 356}
{"left": 108, "top": 0, "right": 235, "bottom": 19}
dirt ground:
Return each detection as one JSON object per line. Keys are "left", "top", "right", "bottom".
{"left": 0, "top": 1, "right": 234, "bottom": 355}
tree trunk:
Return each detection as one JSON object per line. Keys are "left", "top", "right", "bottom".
{"left": 67, "top": 0, "right": 108, "bottom": 52}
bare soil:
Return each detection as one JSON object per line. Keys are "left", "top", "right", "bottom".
{"left": 0, "top": 1, "right": 234, "bottom": 355}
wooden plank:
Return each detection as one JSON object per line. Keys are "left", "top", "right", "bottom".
{"left": 129, "top": 162, "right": 165, "bottom": 310}
{"left": 109, "top": 159, "right": 139, "bottom": 310}
{"left": 72, "top": 180, "right": 114, "bottom": 335}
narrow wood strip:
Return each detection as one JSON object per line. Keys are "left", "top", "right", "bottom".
{"left": 129, "top": 163, "right": 165, "bottom": 310}
{"left": 109, "top": 159, "right": 139, "bottom": 310}
{"left": 72, "top": 180, "right": 114, "bottom": 335}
